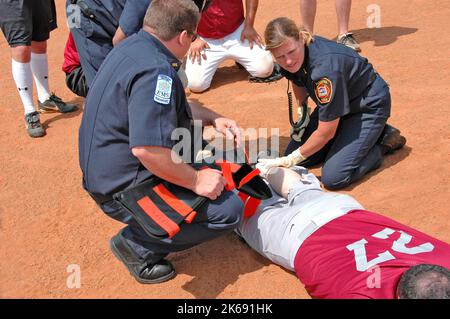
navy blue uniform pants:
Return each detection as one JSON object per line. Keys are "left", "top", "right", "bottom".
{"left": 94, "top": 190, "right": 244, "bottom": 263}
{"left": 285, "top": 102, "right": 390, "bottom": 190}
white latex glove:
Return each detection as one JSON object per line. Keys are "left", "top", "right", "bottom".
{"left": 257, "top": 149, "right": 306, "bottom": 170}
{"left": 255, "top": 162, "right": 271, "bottom": 178}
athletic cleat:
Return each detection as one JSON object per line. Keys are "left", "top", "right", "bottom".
{"left": 110, "top": 231, "right": 176, "bottom": 284}
{"left": 38, "top": 93, "right": 77, "bottom": 113}
{"left": 25, "top": 111, "right": 45, "bottom": 138}
{"left": 248, "top": 63, "right": 283, "bottom": 83}
{"left": 337, "top": 33, "right": 361, "bottom": 52}
{"left": 378, "top": 124, "right": 407, "bottom": 155}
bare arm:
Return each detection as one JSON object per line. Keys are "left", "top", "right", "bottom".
{"left": 258, "top": 85, "right": 339, "bottom": 168}
{"left": 189, "top": 99, "right": 221, "bottom": 126}
{"left": 293, "top": 82, "right": 339, "bottom": 157}
{"left": 189, "top": 100, "right": 242, "bottom": 146}
{"left": 112, "top": 26, "right": 127, "bottom": 46}
{"left": 299, "top": 118, "right": 339, "bottom": 158}
{"left": 241, "top": 0, "right": 262, "bottom": 48}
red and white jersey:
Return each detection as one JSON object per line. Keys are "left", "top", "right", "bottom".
{"left": 197, "top": 0, "right": 245, "bottom": 39}
{"left": 62, "top": 33, "right": 80, "bottom": 74}
{"left": 294, "top": 209, "right": 450, "bottom": 299}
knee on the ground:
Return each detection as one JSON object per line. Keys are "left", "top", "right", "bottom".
{"left": 247, "top": 56, "right": 274, "bottom": 78}
{"left": 321, "top": 168, "right": 353, "bottom": 190}
{"left": 187, "top": 76, "right": 211, "bottom": 93}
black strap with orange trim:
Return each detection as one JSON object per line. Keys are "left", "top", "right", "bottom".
{"left": 113, "top": 159, "right": 272, "bottom": 240}
{"left": 217, "top": 160, "right": 271, "bottom": 219}
{"left": 113, "top": 175, "right": 208, "bottom": 239}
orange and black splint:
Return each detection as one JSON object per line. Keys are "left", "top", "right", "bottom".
{"left": 216, "top": 160, "right": 272, "bottom": 218}
{"left": 113, "top": 160, "right": 271, "bottom": 239}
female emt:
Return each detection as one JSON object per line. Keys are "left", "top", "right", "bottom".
{"left": 258, "top": 17, "right": 406, "bottom": 189}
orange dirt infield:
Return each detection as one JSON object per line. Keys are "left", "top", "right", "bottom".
{"left": 1, "top": 0, "right": 449, "bottom": 299}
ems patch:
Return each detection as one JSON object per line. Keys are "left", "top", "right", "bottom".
{"left": 314, "top": 78, "right": 333, "bottom": 104}
{"left": 154, "top": 74, "right": 173, "bottom": 105}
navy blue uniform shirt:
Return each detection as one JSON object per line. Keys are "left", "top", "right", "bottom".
{"left": 79, "top": 29, "right": 193, "bottom": 197}
{"left": 281, "top": 36, "right": 391, "bottom": 122}
{"left": 76, "top": 0, "right": 151, "bottom": 36}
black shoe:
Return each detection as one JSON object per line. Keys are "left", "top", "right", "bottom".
{"left": 110, "top": 232, "right": 176, "bottom": 284}
{"left": 248, "top": 63, "right": 283, "bottom": 83}
{"left": 378, "top": 124, "right": 406, "bottom": 155}
{"left": 38, "top": 93, "right": 77, "bottom": 113}
{"left": 337, "top": 33, "right": 361, "bottom": 52}
{"left": 24, "top": 111, "right": 45, "bottom": 138}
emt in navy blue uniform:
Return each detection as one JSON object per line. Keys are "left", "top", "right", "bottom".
{"left": 66, "top": 0, "right": 210, "bottom": 89}
{"left": 258, "top": 17, "right": 406, "bottom": 190}
{"left": 79, "top": 0, "right": 243, "bottom": 284}
{"left": 66, "top": 0, "right": 152, "bottom": 87}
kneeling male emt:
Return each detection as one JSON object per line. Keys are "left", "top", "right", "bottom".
{"left": 79, "top": 0, "right": 244, "bottom": 284}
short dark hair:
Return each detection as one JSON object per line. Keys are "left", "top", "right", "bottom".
{"left": 397, "top": 264, "right": 450, "bottom": 299}
{"left": 144, "top": 0, "right": 200, "bottom": 41}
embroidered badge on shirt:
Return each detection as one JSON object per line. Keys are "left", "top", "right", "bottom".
{"left": 314, "top": 77, "right": 333, "bottom": 104}
{"left": 154, "top": 74, "right": 173, "bottom": 105}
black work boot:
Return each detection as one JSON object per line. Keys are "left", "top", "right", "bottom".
{"left": 110, "top": 231, "right": 175, "bottom": 284}
{"left": 378, "top": 124, "right": 407, "bottom": 155}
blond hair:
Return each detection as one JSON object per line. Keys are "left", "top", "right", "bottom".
{"left": 264, "top": 17, "right": 314, "bottom": 50}
{"left": 144, "top": 0, "right": 200, "bottom": 41}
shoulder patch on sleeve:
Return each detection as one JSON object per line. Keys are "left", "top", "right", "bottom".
{"left": 314, "top": 77, "right": 333, "bottom": 104}
{"left": 154, "top": 74, "right": 173, "bottom": 105}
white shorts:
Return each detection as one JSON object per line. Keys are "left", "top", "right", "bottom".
{"left": 185, "top": 22, "right": 274, "bottom": 92}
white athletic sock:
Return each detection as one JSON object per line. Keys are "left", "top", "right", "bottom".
{"left": 11, "top": 59, "right": 36, "bottom": 114}
{"left": 30, "top": 52, "right": 51, "bottom": 103}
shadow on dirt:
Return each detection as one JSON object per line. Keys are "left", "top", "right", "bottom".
{"left": 350, "top": 26, "right": 419, "bottom": 47}
{"left": 173, "top": 233, "right": 272, "bottom": 298}
{"left": 41, "top": 96, "right": 84, "bottom": 130}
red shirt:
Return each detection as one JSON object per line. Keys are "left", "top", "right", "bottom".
{"left": 62, "top": 33, "right": 81, "bottom": 74}
{"left": 294, "top": 210, "right": 450, "bottom": 299}
{"left": 197, "top": 0, "right": 245, "bottom": 39}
